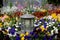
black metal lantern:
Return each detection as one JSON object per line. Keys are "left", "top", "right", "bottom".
{"left": 20, "top": 14, "right": 34, "bottom": 32}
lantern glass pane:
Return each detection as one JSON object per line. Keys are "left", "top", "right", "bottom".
{"left": 25, "top": 20, "right": 30, "bottom": 29}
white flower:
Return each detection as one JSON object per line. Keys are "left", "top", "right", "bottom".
{"left": 46, "top": 26, "right": 49, "bottom": 28}
{"left": 49, "top": 22, "right": 52, "bottom": 25}
{"left": 8, "top": 33, "right": 13, "bottom": 37}
{"left": 19, "top": 23, "right": 21, "bottom": 25}
{"left": 51, "top": 30, "right": 54, "bottom": 35}
{"left": 48, "top": 15, "right": 52, "bottom": 19}
{"left": 53, "top": 26, "right": 56, "bottom": 29}
{"left": 15, "top": 28, "right": 18, "bottom": 31}
{"left": 33, "top": 6, "right": 37, "bottom": 10}
{"left": 55, "top": 28, "right": 58, "bottom": 34}
{"left": 0, "top": 28, "right": 2, "bottom": 30}
{"left": 48, "top": 24, "right": 51, "bottom": 27}
{"left": 52, "top": 22, "right": 55, "bottom": 24}
{"left": 34, "top": 24, "right": 39, "bottom": 27}
{"left": 53, "top": 27, "right": 58, "bottom": 34}
{"left": 6, "top": 6, "right": 11, "bottom": 12}
{"left": 16, "top": 26, "right": 19, "bottom": 28}
{"left": 13, "top": 32, "right": 17, "bottom": 37}
{"left": 11, "top": 5, "right": 18, "bottom": 12}
{"left": 39, "top": 21, "right": 41, "bottom": 24}
{"left": 47, "top": 23, "right": 49, "bottom": 26}
{"left": 8, "top": 27, "right": 11, "bottom": 30}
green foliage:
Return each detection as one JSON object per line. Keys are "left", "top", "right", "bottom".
{"left": 9, "top": 2, "right": 13, "bottom": 8}
{"left": 47, "top": 0, "right": 60, "bottom": 6}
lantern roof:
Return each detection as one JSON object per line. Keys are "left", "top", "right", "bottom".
{"left": 20, "top": 14, "right": 35, "bottom": 18}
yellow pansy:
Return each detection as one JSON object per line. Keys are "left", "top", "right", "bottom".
{"left": 36, "top": 28, "right": 39, "bottom": 31}
{"left": 57, "top": 14, "right": 60, "bottom": 22}
{"left": 16, "top": 17, "right": 18, "bottom": 21}
{"left": 4, "top": 22, "right": 9, "bottom": 26}
{"left": 51, "top": 13, "right": 57, "bottom": 19}
{"left": 4, "top": 14, "right": 9, "bottom": 18}
{"left": 21, "top": 37, "right": 25, "bottom": 40}
{"left": 20, "top": 33, "right": 25, "bottom": 37}
{"left": 25, "top": 32, "right": 29, "bottom": 36}
{"left": 40, "top": 25, "right": 45, "bottom": 32}
{"left": 0, "top": 23, "right": 3, "bottom": 27}
{"left": 46, "top": 32, "right": 50, "bottom": 36}
{"left": 2, "top": 30, "right": 8, "bottom": 34}
{"left": 0, "top": 17, "right": 2, "bottom": 19}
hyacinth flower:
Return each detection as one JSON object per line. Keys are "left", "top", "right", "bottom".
{"left": 16, "top": 34, "right": 20, "bottom": 40}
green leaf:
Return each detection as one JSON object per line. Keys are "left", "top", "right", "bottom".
{"left": 9, "top": 2, "right": 13, "bottom": 8}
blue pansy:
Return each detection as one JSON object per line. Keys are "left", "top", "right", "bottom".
{"left": 16, "top": 34, "right": 20, "bottom": 40}
{"left": 9, "top": 27, "right": 16, "bottom": 35}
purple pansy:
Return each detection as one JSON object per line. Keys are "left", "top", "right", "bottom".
{"left": 9, "top": 27, "right": 16, "bottom": 35}
{"left": 25, "top": 35, "right": 31, "bottom": 40}
{"left": 44, "top": 22, "right": 47, "bottom": 28}
{"left": 16, "top": 34, "right": 20, "bottom": 40}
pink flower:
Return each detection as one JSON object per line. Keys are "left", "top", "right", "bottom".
{"left": 17, "top": 4, "right": 24, "bottom": 10}
{"left": 1, "top": 15, "right": 8, "bottom": 22}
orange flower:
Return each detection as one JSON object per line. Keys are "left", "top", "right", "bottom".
{"left": 33, "top": 11, "right": 46, "bottom": 18}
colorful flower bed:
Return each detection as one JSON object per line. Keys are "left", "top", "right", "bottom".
{"left": 0, "top": 6, "right": 60, "bottom": 40}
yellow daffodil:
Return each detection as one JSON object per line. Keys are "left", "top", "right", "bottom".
{"left": 0, "top": 23, "right": 3, "bottom": 27}
{"left": 20, "top": 33, "right": 25, "bottom": 37}
{"left": 40, "top": 25, "right": 45, "bottom": 32}
{"left": 21, "top": 37, "right": 25, "bottom": 40}
{"left": 57, "top": 14, "right": 60, "bottom": 22}
{"left": 51, "top": 13, "right": 57, "bottom": 19}
{"left": 25, "top": 32, "right": 29, "bottom": 36}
